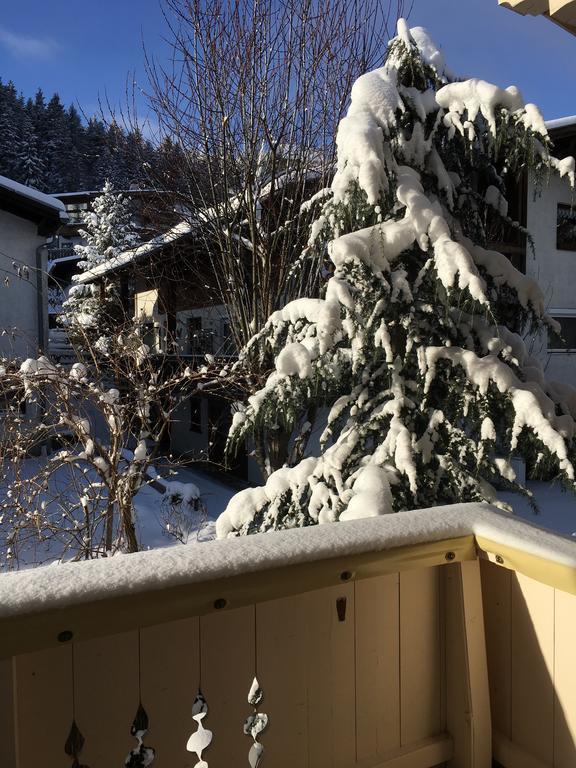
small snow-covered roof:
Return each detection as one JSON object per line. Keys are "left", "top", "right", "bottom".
{"left": 0, "top": 175, "right": 67, "bottom": 218}
{"left": 0, "top": 175, "right": 69, "bottom": 232}
{"left": 546, "top": 115, "right": 576, "bottom": 132}
{"left": 76, "top": 220, "right": 194, "bottom": 283}
{"left": 0, "top": 502, "right": 575, "bottom": 620}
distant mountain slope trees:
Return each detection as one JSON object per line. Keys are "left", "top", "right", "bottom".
{"left": 0, "top": 80, "right": 159, "bottom": 193}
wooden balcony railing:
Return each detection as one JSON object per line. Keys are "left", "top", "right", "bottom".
{"left": 1, "top": 502, "right": 576, "bottom": 767}
{"left": 499, "top": 0, "right": 576, "bottom": 36}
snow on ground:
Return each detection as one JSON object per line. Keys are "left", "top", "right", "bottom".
{"left": 500, "top": 481, "right": 576, "bottom": 537}
{"left": 0, "top": 458, "right": 238, "bottom": 567}
{"left": 2, "top": 454, "right": 575, "bottom": 568}
{"left": 135, "top": 464, "right": 237, "bottom": 548}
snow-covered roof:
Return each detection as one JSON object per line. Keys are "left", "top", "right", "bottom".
{"left": 76, "top": 220, "right": 194, "bottom": 283}
{"left": 0, "top": 502, "right": 575, "bottom": 619}
{"left": 546, "top": 115, "right": 576, "bottom": 131}
{"left": 54, "top": 188, "right": 158, "bottom": 198}
{"left": 0, "top": 175, "right": 68, "bottom": 221}
{"left": 47, "top": 253, "right": 80, "bottom": 272}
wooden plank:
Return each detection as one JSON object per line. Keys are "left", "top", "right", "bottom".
{"left": 493, "top": 729, "right": 551, "bottom": 768}
{"left": 256, "top": 594, "right": 308, "bottom": 768}
{"left": 355, "top": 573, "right": 400, "bottom": 760}
{"left": 400, "top": 567, "right": 441, "bottom": 746}
{"left": 355, "top": 733, "right": 453, "bottom": 768}
{"left": 305, "top": 584, "right": 356, "bottom": 768}
{"left": 460, "top": 559, "right": 492, "bottom": 766}
{"left": 480, "top": 558, "right": 512, "bottom": 738}
{"left": 74, "top": 631, "right": 139, "bottom": 767}
{"left": 510, "top": 572, "right": 554, "bottom": 764}
{"left": 0, "top": 657, "right": 16, "bottom": 768}
{"left": 445, "top": 562, "right": 492, "bottom": 768}
{"left": 553, "top": 588, "right": 576, "bottom": 767}
{"left": 13, "top": 646, "right": 73, "bottom": 768}
{"left": 200, "top": 606, "right": 254, "bottom": 767}
{"left": 140, "top": 616, "right": 199, "bottom": 766}
{"left": 0, "top": 535, "right": 477, "bottom": 660}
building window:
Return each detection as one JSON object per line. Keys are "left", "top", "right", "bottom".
{"left": 187, "top": 317, "right": 214, "bottom": 356}
{"left": 548, "top": 315, "right": 576, "bottom": 351}
{"left": 556, "top": 204, "right": 576, "bottom": 251}
{"left": 190, "top": 397, "right": 203, "bottom": 433}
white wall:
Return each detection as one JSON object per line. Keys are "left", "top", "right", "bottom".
{"left": 526, "top": 173, "right": 576, "bottom": 386}
{"left": 0, "top": 210, "right": 47, "bottom": 360}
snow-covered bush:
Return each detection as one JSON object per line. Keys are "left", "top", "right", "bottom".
{"left": 160, "top": 481, "right": 208, "bottom": 544}
{"left": 217, "top": 20, "right": 576, "bottom": 537}
{"left": 0, "top": 334, "right": 216, "bottom": 564}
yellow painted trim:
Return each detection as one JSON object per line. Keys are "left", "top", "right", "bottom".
{"left": 0, "top": 535, "right": 476, "bottom": 659}
{"left": 476, "top": 535, "right": 576, "bottom": 596}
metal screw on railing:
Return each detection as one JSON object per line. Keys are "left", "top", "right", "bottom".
{"left": 495, "top": 555, "right": 504, "bottom": 565}
{"left": 445, "top": 551, "right": 456, "bottom": 561}
{"left": 57, "top": 630, "right": 74, "bottom": 643}
{"left": 340, "top": 570, "right": 353, "bottom": 582}
{"left": 213, "top": 598, "right": 227, "bottom": 610}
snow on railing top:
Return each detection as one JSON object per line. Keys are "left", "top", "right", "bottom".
{"left": 0, "top": 503, "right": 576, "bottom": 619}
{"left": 0, "top": 174, "right": 69, "bottom": 221}
{"left": 76, "top": 220, "right": 194, "bottom": 283}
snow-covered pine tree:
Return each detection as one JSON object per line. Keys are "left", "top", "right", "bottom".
{"left": 16, "top": 110, "right": 45, "bottom": 190}
{"left": 216, "top": 20, "right": 576, "bottom": 537}
{"left": 0, "top": 81, "right": 21, "bottom": 180}
{"left": 60, "top": 180, "right": 139, "bottom": 354}
{"left": 44, "top": 94, "right": 69, "bottom": 193}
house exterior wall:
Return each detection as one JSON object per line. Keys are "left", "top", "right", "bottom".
{"left": 170, "top": 395, "right": 211, "bottom": 459}
{"left": 0, "top": 209, "right": 47, "bottom": 359}
{"left": 526, "top": 171, "right": 576, "bottom": 385}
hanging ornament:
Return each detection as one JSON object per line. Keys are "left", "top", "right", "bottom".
{"left": 64, "top": 719, "right": 88, "bottom": 768}
{"left": 125, "top": 703, "right": 155, "bottom": 767}
{"left": 186, "top": 690, "right": 213, "bottom": 767}
{"left": 244, "top": 677, "right": 268, "bottom": 768}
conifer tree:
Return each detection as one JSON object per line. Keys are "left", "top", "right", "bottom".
{"left": 44, "top": 94, "right": 69, "bottom": 192}
{"left": 217, "top": 20, "right": 576, "bottom": 537}
{"left": 60, "top": 181, "right": 139, "bottom": 354}
{"left": 0, "top": 81, "right": 20, "bottom": 179}
{"left": 16, "top": 110, "right": 45, "bottom": 189}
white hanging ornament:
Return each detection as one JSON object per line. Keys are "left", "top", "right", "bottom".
{"left": 187, "top": 690, "right": 212, "bottom": 768}
{"left": 244, "top": 677, "right": 268, "bottom": 767}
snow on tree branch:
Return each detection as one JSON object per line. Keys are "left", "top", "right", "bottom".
{"left": 217, "top": 19, "right": 576, "bottom": 537}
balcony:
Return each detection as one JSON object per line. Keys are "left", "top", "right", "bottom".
{"left": 1, "top": 503, "right": 576, "bottom": 767}
{"left": 500, "top": 0, "right": 576, "bottom": 36}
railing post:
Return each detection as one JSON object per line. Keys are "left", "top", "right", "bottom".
{"left": 445, "top": 560, "right": 492, "bottom": 767}
{"left": 0, "top": 657, "right": 16, "bottom": 768}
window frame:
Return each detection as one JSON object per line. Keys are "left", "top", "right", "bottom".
{"left": 548, "top": 309, "right": 576, "bottom": 353}
{"left": 556, "top": 203, "right": 576, "bottom": 252}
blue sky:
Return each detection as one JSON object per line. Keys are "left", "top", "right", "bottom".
{"left": 0, "top": 0, "right": 574, "bottom": 125}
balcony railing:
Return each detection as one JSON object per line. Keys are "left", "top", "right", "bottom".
{"left": 1, "top": 502, "right": 576, "bottom": 767}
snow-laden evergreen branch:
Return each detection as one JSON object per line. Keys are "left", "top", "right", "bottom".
{"left": 217, "top": 19, "right": 576, "bottom": 537}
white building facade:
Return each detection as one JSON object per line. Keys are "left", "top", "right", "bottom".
{"left": 526, "top": 117, "right": 576, "bottom": 385}
{"left": 0, "top": 177, "right": 68, "bottom": 360}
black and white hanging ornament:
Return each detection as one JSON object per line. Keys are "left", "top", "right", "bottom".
{"left": 125, "top": 703, "right": 155, "bottom": 767}
{"left": 186, "top": 689, "right": 213, "bottom": 768}
{"left": 244, "top": 677, "right": 268, "bottom": 768}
